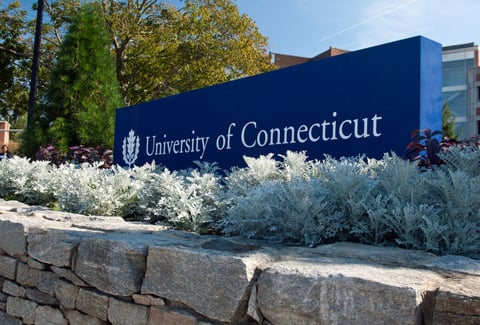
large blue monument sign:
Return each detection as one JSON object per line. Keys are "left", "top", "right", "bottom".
{"left": 114, "top": 36, "right": 442, "bottom": 169}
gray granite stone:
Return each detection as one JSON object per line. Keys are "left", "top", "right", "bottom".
{"left": 75, "top": 237, "right": 147, "bottom": 296}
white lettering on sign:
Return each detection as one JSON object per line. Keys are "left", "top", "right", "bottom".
{"left": 240, "top": 112, "right": 382, "bottom": 148}
{"left": 145, "top": 130, "right": 210, "bottom": 160}
{"left": 143, "top": 112, "right": 382, "bottom": 160}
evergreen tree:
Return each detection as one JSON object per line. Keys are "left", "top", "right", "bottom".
{"left": 442, "top": 101, "right": 456, "bottom": 139}
{"left": 26, "top": 3, "right": 124, "bottom": 155}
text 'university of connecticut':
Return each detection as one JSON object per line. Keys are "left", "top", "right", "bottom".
{"left": 144, "top": 112, "right": 383, "bottom": 160}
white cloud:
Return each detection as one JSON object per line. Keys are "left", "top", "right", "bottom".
{"left": 238, "top": 0, "right": 480, "bottom": 57}
{"left": 299, "top": 0, "right": 425, "bottom": 52}
{"left": 353, "top": 0, "right": 480, "bottom": 49}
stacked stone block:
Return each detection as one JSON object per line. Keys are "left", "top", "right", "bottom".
{"left": 0, "top": 199, "right": 479, "bottom": 324}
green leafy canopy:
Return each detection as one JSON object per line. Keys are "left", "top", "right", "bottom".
{"left": 27, "top": 3, "right": 124, "bottom": 153}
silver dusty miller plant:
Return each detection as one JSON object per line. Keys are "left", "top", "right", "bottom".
{"left": 135, "top": 162, "right": 226, "bottom": 233}
{"left": 0, "top": 157, "right": 55, "bottom": 205}
{"left": 0, "top": 148, "right": 478, "bottom": 257}
{"left": 221, "top": 178, "right": 345, "bottom": 247}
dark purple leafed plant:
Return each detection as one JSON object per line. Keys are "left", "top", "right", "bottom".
{"left": 404, "top": 128, "right": 443, "bottom": 168}
{"left": 35, "top": 145, "right": 113, "bottom": 168}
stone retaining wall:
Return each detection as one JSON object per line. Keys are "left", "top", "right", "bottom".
{"left": 0, "top": 199, "right": 479, "bottom": 325}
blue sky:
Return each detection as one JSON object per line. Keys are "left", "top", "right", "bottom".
{"left": 233, "top": 0, "right": 480, "bottom": 57}
{"left": 6, "top": 0, "right": 480, "bottom": 57}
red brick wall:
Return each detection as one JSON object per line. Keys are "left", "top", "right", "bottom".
{"left": 0, "top": 121, "right": 10, "bottom": 146}
{"left": 273, "top": 54, "right": 310, "bottom": 68}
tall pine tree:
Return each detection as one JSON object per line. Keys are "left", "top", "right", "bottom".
{"left": 27, "top": 3, "right": 124, "bottom": 154}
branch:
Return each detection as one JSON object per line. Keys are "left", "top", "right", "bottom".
{"left": 0, "top": 45, "right": 31, "bottom": 58}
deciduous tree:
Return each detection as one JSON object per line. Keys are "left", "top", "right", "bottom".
{"left": 100, "top": 0, "right": 275, "bottom": 104}
{"left": 42, "top": 0, "right": 274, "bottom": 105}
{"left": 0, "top": 1, "right": 31, "bottom": 126}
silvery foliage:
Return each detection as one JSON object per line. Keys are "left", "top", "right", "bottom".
{"left": 222, "top": 152, "right": 374, "bottom": 246}
{"left": 437, "top": 145, "right": 480, "bottom": 176}
{"left": 421, "top": 169, "right": 480, "bottom": 254}
{"left": 355, "top": 152, "right": 480, "bottom": 255}
{"left": 223, "top": 178, "right": 344, "bottom": 246}
{"left": 0, "top": 157, "right": 25, "bottom": 198}
{"left": 0, "top": 147, "right": 478, "bottom": 256}
{"left": 222, "top": 150, "right": 480, "bottom": 255}
{"left": 136, "top": 161, "right": 226, "bottom": 232}
{"left": 409, "top": 146, "right": 480, "bottom": 255}
{"left": 225, "top": 153, "right": 282, "bottom": 199}
{"left": 365, "top": 153, "right": 433, "bottom": 246}
{"left": 0, "top": 157, "right": 55, "bottom": 205}
{"left": 52, "top": 163, "right": 146, "bottom": 216}
{"left": 311, "top": 155, "right": 378, "bottom": 239}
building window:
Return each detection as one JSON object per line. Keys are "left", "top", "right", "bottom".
{"left": 442, "top": 59, "right": 474, "bottom": 87}
{"left": 478, "top": 86, "right": 480, "bottom": 101}
{"left": 444, "top": 90, "right": 467, "bottom": 116}
{"left": 478, "top": 120, "right": 480, "bottom": 135}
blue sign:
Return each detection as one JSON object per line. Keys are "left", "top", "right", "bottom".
{"left": 114, "top": 36, "right": 442, "bottom": 170}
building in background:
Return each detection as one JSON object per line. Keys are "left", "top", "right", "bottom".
{"left": 0, "top": 121, "right": 10, "bottom": 146}
{"left": 272, "top": 42, "right": 480, "bottom": 138}
{"left": 442, "top": 43, "right": 479, "bottom": 138}
{"left": 271, "top": 47, "right": 348, "bottom": 68}
{"left": 467, "top": 66, "right": 480, "bottom": 137}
